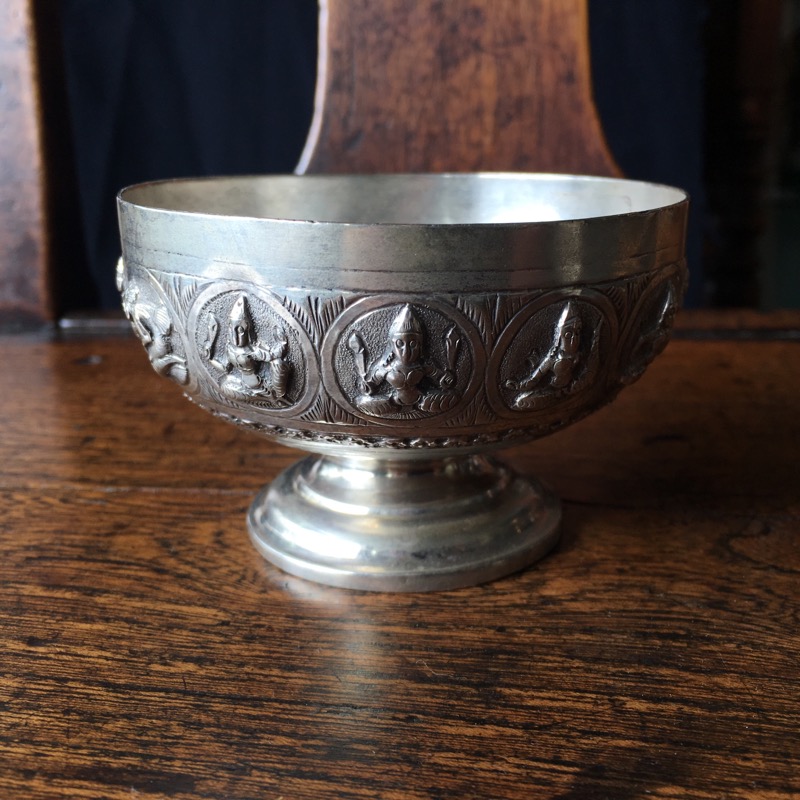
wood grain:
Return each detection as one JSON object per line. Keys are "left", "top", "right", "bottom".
{"left": 0, "top": 331, "right": 798, "bottom": 798}
{"left": 298, "top": 0, "right": 619, "bottom": 176}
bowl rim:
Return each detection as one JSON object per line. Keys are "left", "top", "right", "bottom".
{"left": 117, "top": 172, "right": 689, "bottom": 229}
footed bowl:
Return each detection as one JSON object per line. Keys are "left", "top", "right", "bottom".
{"left": 117, "top": 173, "right": 688, "bottom": 591}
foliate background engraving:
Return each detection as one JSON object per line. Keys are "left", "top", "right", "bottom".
{"left": 120, "top": 261, "right": 686, "bottom": 451}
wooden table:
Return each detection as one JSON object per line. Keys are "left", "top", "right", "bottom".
{"left": 1, "top": 311, "right": 798, "bottom": 799}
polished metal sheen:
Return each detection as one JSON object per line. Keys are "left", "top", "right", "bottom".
{"left": 117, "top": 173, "right": 688, "bottom": 591}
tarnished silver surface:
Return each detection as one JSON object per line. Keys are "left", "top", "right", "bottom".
{"left": 118, "top": 173, "right": 688, "bottom": 591}
{"left": 248, "top": 455, "right": 560, "bottom": 591}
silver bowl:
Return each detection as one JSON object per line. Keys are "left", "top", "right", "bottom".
{"left": 117, "top": 173, "right": 688, "bottom": 591}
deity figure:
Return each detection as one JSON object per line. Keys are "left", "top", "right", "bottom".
{"left": 506, "top": 301, "right": 598, "bottom": 410}
{"left": 349, "top": 305, "right": 460, "bottom": 417}
{"left": 133, "top": 304, "right": 189, "bottom": 385}
{"left": 213, "top": 294, "right": 291, "bottom": 404}
{"left": 637, "top": 286, "right": 676, "bottom": 365}
{"left": 623, "top": 284, "right": 677, "bottom": 384}
{"left": 118, "top": 261, "right": 188, "bottom": 386}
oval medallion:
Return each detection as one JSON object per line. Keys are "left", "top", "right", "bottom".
{"left": 321, "top": 297, "right": 485, "bottom": 426}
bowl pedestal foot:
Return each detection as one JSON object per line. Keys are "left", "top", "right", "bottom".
{"left": 247, "top": 453, "right": 561, "bottom": 591}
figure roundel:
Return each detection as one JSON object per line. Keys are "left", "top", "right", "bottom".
{"left": 489, "top": 293, "right": 616, "bottom": 418}
{"left": 325, "top": 299, "right": 482, "bottom": 424}
{"left": 190, "top": 287, "right": 314, "bottom": 413}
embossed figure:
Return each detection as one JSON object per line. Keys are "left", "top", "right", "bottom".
{"left": 133, "top": 304, "right": 190, "bottom": 385}
{"left": 212, "top": 294, "right": 291, "bottom": 404}
{"left": 639, "top": 285, "right": 676, "bottom": 360}
{"left": 117, "top": 260, "right": 189, "bottom": 386}
{"left": 506, "top": 301, "right": 599, "bottom": 410}
{"left": 624, "top": 284, "right": 677, "bottom": 384}
{"left": 350, "top": 305, "right": 459, "bottom": 416}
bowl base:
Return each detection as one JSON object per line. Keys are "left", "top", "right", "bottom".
{"left": 247, "top": 454, "right": 561, "bottom": 591}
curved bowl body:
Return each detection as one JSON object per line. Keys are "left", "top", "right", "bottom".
{"left": 117, "top": 173, "right": 688, "bottom": 458}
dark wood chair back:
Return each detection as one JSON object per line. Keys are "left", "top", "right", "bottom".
{"left": 0, "top": 0, "right": 616, "bottom": 328}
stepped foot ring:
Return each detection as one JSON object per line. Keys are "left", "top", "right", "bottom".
{"left": 247, "top": 454, "right": 561, "bottom": 592}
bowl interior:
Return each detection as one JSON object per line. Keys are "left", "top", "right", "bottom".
{"left": 119, "top": 173, "right": 686, "bottom": 226}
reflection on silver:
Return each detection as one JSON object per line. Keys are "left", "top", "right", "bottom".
{"left": 247, "top": 455, "right": 561, "bottom": 591}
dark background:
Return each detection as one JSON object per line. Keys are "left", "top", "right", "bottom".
{"left": 57, "top": 0, "right": 798, "bottom": 311}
